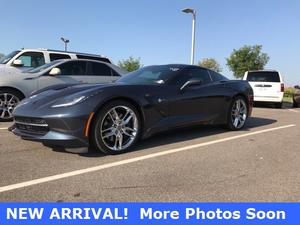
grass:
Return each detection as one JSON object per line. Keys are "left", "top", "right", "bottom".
{"left": 283, "top": 87, "right": 295, "bottom": 104}
{"left": 283, "top": 96, "right": 294, "bottom": 104}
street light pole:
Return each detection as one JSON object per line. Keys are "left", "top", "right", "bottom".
{"left": 191, "top": 11, "right": 196, "bottom": 65}
{"left": 60, "top": 37, "right": 70, "bottom": 51}
{"left": 182, "top": 8, "right": 196, "bottom": 65}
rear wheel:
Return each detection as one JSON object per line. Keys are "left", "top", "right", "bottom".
{"left": 226, "top": 96, "right": 248, "bottom": 131}
{"left": 0, "top": 89, "right": 23, "bottom": 122}
{"left": 90, "top": 100, "right": 141, "bottom": 154}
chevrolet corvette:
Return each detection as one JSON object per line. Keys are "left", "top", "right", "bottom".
{"left": 10, "top": 64, "right": 253, "bottom": 154}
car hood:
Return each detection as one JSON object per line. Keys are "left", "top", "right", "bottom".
{"left": 0, "top": 65, "right": 30, "bottom": 75}
{"left": 35, "top": 82, "right": 117, "bottom": 97}
{"left": 16, "top": 82, "right": 119, "bottom": 110}
{"left": 0, "top": 72, "right": 40, "bottom": 86}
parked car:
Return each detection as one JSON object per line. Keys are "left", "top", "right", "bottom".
{"left": 0, "top": 59, "right": 127, "bottom": 121}
{"left": 0, "top": 48, "right": 111, "bottom": 74}
{"left": 293, "top": 85, "right": 300, "bottom": 107}
{"left": 10, "top": 64, "right": 253, "bottom": 154}
{"left": 243, "top": 70, "right": 284, "bottom": 108}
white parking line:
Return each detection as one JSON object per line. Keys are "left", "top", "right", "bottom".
{"left": 0, "top": 127, "right": 8, "bottom": 130}
{"left": 0, "top": 124, "right": 296, "bottom": 194}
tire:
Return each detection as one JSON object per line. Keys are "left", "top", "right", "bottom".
{"left": 0, "top": 89, "right": 24, "bottom": 122}
{"left": 90, "top": 100, "right": 141, "bottom": 154}
{"left": 226, "top": 96, "right": 248, "bottom": 131}
{"left": 275, "top": 102, "right": 282, "bottom": 109}
{"left": 293, "top": 99, "right": 299, "bottom": 108}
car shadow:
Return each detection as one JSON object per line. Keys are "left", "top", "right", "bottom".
{"left": 254, "top": 102, "right": 294, "bottom": 109}
{"left": 244, "top": 117, "right": 277, "bottom": 128}
{"left": 76, "top": 116, "right": 276, "bottom": 157}
{"left": 254, "top": 102, "right": 277, "bottom": 108}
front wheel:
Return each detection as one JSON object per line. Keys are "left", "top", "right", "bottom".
{"left": 226, "top": 96, "right": 248, "bottom": 131}
{"left": 90, "top": 100, "right": 141, "bottom": 154}
{"left": 0, "top": 89, "right": 23, "bottom": 122}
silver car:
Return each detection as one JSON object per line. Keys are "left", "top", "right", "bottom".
{"left": 0, "top": 59, "right": 127, "bottom": 121}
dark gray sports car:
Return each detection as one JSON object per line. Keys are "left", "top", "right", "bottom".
{"left": 10, "top": 64, "right": 253, "bottom": 154}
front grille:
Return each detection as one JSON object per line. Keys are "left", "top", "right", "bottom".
{"left": 14, "top": 116, "right": 48, "bottom": 125}
{"left": 14, "top": 116, "right": 49, "bottom": 135}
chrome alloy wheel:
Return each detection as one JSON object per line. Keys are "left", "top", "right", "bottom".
{"left": 100, "top": 106, "right": 138, "bottom": 151}
{"left": 0, "top": 93, "right": 20, "bottom": 120}
{"left": 231, "top": 98, "right": 247, "bottom": 129}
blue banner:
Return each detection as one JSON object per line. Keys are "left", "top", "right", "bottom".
{"left": 0, "top": 203, "right": 299, "bottom": 224}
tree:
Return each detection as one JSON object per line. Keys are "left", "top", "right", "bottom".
{"left": 226, "top": 45, "right": 269, "bottom": 78}
{"left": 198, "top": 58, "right": 222, "bottom": 72}
{"left": 118, "top": 56, "right": 142, "bottom": 72}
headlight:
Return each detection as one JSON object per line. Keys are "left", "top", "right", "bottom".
{"left": 29, "top": 94, "right": 38, "bottom": 99}
{"left": 51, "top": 96, "right": 87, "bottom": 108}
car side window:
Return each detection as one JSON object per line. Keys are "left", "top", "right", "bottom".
{"left": 49, "top": 53, "right": 71, "bottom": 61}
{"left": 56, "top": 61, "right": 87, "bottom": 75}
{"left": 112, "top": 70, "right": 121, "bottom": 77}
{"left": 173, "top": 68, "right": 212, "bottom": 86}
{"left": 209, "top": 70, "right": 228, "bottom": 82}
{"left": 86, "top": 62, "right": 112, "bottom": 76}
{"left": 16, "top": 52, "right": 45, "bottom": 68}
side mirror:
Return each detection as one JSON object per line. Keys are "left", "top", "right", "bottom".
{"left": 49, "top": 67, "right": 61, "bottom": 76}
{"left": 12, "top": 59, "right": 23, "bottom": 67}
{"left": 294, "top": 85, "right": 300, "bottom": 90}
{"left": 180, "top": 79, "right": 202, "bottom": 92}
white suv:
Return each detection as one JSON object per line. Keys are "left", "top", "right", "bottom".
{"left": 243, "top": 70, "right": 284, "bottom": 108}
{"left": 0, "top": 48, "right": 111, "bottom": 75}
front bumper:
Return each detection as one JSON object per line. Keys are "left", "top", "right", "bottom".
{"left": 10, "top": 112, "right": 91, "bottom": 148}
{"left": 10, "top": 125, "right": 88, "bottom": 148}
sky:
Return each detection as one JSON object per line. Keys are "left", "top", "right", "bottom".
{"left": 0, "top": 0, "right": 299, "bottom": 85}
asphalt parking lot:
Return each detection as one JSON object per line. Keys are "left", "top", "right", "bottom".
{"left": 0, "top": 107, "right": 299, "bottom": 202}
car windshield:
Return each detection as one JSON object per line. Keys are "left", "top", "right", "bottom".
{"left": 26, "top": 60, "right": 62, "bottom": 73}
{"left": 116, "top": 65, "right": 182, "bottom": 85}
{"left": 0, "top": 51, "right": 20, "bottom": 64}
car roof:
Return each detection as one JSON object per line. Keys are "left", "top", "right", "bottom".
{"left": 56, "top": 58, "right": 111, "bottom": 64}
{"left": 147, "top": 64, "right": 207, "bottom": 70}
{"left": 18, "top": 48, "right": 110, "bottom": 59}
